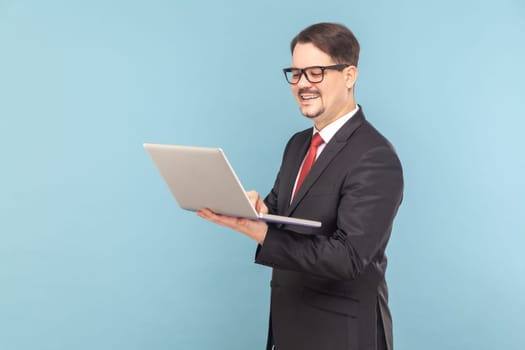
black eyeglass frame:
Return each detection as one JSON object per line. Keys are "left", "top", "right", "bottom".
{"left": 282, "top": 64, "right": 350, "bottom": 84}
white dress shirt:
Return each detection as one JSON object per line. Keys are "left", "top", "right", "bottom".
{"left": 291, "top": 105, "right": 360, "bottom": 200}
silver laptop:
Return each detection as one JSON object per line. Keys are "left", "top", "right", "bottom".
{"left": 144, "top": 143, "right": 322, "bottom": 228}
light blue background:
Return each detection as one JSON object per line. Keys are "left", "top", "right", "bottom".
{"left": 1, "top": 0, "right": 524, "bottom": 349}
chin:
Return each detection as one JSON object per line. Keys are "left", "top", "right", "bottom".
{"left": 301, "top": 108, "right": 324, "bottom": 120}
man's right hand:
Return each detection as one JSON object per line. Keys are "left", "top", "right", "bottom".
{"left": 247, "top": 190, "right": 268, "bottom": 214}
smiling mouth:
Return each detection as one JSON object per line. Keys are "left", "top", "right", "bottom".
{"left": 301, "top": 94, "right": 318, "bottom": 100}
{"left": 300, "top": 93, "right": 320, "bottom": 101}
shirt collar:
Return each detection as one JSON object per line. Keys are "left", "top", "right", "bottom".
{"left": 314, "top": 104, "right": 360, "bottom": 143}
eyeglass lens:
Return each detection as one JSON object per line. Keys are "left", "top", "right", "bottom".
{"left": 286, "top": 67, "right": 324, "bottom": 84}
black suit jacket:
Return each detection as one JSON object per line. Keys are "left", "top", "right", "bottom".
{"left": 255, "top": 108, "right": 403, "bottom": 350}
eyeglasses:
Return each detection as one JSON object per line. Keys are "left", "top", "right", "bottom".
{"left": 282, "top": 64, "right": 350, "bottom": 84}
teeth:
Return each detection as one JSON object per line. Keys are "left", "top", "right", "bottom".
{"left": 301, "top": 94, "right": 318, "bottom": 100}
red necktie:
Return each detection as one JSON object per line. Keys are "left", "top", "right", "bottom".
{"left": 293, "top": 133, "right": 324, "bottom": 199}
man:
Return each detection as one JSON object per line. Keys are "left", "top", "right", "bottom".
{"left": 198, "top": 22, "right": 403, "bottom": 350}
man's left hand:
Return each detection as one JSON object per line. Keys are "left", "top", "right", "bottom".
{"left": 196, "top": 209, "right": 268, "bottom": 244}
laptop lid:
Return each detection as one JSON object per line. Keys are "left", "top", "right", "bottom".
{"left": 144, "top": 143, "right": 321, "bottom": 228}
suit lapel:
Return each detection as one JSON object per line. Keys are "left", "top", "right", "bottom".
{"left": 284, "top": 110, "right": 366, "bottom": 216}
{"left": 278, "top": 132, "right": 311, "bottom": 211}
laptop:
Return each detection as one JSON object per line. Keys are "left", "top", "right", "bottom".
{"left": 144, "top": 143, "right": 322, "bottom": 228}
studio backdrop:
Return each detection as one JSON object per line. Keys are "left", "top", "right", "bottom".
{"left": 1, "top": 0, "right": 524, "bottom": 349}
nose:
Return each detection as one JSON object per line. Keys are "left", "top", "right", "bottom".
{"left": 295, "top": 71, "right": 312, "bottom": 89}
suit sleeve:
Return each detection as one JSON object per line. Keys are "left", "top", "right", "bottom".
{"left": 255, "top": 145, "right": 404, "bottom": 280}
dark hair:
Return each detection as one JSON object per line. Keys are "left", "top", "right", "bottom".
{"left": 290, "top": 23, "right": 360, "bottom": 67}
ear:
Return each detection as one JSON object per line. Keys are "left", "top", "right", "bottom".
{"left": 345, "top": 66, "right": 358, "bottom": 90}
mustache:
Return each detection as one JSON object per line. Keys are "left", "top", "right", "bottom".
{"left": 298, "top": 88, "right": 320, "bottom": 95}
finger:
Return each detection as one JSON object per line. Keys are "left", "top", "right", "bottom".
{"left": 257, "top": 198, "right": 269, "bottom": 214}
{"left": 247, "top": 191, "right": 261, "bottom": 211}
{"left": 249, "top": 193, "right": 267, "bottom": 214}
{"left": 196, "top": 208, "right": 214, "bottom": 219}
{"left": 197, "top": 208, "right": 225, "bottom": 223}
{"left": 197, "top": 208, "right": 245, "bottom": 228}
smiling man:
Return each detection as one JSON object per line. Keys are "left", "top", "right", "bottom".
{"left": 198, "top": 23, "right": 404, "bottom": 350}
